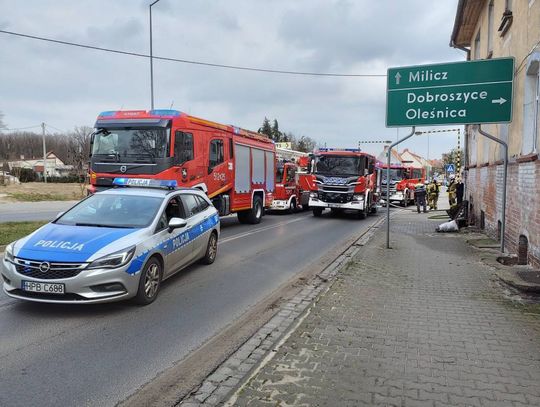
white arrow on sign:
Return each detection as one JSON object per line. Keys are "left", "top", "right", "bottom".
{"left": 395, "top": 72, "right": 401, "bottom": 85}
{"left": 491, "top": 97, "right": 507, "bottom": 105}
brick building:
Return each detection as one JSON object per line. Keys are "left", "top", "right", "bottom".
{"left": 451, "top": 0, "right": 540, "bottom": 267}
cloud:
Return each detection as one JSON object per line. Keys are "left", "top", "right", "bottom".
{"left": 0, "top": 0, "right": 463, "bottom": 159}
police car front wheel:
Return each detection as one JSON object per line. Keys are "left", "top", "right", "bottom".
{"left": 201, "top": 231, "right": 218, "bottom": 265}
{"left": 135, "top": 257, "right": 163, "bottom": 305}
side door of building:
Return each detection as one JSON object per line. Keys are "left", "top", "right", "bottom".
{"left": 156, "top": 195, "right": 194, "bottom": 277}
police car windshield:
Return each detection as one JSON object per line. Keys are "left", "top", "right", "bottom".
{"left": 56, "top": 194, "right": 163, "bottom": 228}
{"left": 92, "top": 128, "right": 170, "bottom": 160}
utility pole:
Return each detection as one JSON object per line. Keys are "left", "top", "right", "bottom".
{"left": 149, "top": 0, "right": 162, "bottom": 109}
{"left": 41, "top": 122, "right": 47, "bottom": 183}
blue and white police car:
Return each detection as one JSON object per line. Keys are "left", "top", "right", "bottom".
{"left": 1, "top": 179, "right": 220, "bottom": 305}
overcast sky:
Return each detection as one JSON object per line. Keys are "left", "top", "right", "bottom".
{"left": 0, "top": 0, "right": 465, "bottom": 159}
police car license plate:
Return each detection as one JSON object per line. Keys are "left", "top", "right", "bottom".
{"left": 22, "top": 281, "right": 65, "bottom": 294}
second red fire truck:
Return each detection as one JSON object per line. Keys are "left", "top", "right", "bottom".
{"left": 88, "top": 109, "right": 275, "bottom": 224}
{"left": 378, "top": 164, "right": 426, "bottom": 206}
{"left": 307, "top": 148, "right": 378, "bottom": 218}
{"left": 270, "top": 148, "right": 311, "bottom": 212}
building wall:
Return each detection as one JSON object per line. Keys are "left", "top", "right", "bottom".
{"left": 465, "top": 0, "right": 540, "bottom": 266}
{"left": 468, "top": 160, "right": 540, "bottom": 268}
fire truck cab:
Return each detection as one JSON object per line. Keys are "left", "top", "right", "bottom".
{"left": 308, "top": 148, "right": 378, "bottom": 219}
{"left": 270, "top": 148, "right": 311, "bottom": 212}
{"left": 379, "top": 165, "right": 426, "bottom": 206}
{"left": 89, "top": 109, "right": 275, "bottom": 224}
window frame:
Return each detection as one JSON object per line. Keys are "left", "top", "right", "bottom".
{"left": 209, "top": 139, "right": 225, "bottom": 169}
{"left": 174, "top": 130, "right": 194, "bottom": 165}
{"left": 180, "top": 193, "right": 202, "bottom": 218}
{"left": 154, "top": 196, "right": 186, "bottom": 233}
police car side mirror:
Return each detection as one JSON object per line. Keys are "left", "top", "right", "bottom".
{"left": 168, "top": 217, "right": 187, "bottom": 233}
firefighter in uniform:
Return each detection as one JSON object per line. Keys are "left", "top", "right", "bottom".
{"left": 447, "top": 175, "right": 457, "bottom": 207}
{"left": 427, "top": 178, "right": 439, "bottom": 210}
{"left": 414, "top": 183, "right": 427, "bottom": 213}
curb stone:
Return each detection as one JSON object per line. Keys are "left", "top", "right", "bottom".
{"left": 178, "top": 215, "right": 387, "bottom": 406}
{"left": 495, "top": 269, "right": 540, "bottom": 293}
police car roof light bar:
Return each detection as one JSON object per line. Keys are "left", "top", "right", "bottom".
{"left": 112, "top": 178, "right": 178, "bottom": 190}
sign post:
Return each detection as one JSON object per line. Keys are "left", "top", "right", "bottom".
{"left": 385, "top": 58, "right": 514, "bottom": 251}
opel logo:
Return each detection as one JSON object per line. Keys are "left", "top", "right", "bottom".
{"left": 120, "top": 165, "right": 127, "bottom": 173}
{"left": 39, "top": 262, "right": 51, "bottom": 273}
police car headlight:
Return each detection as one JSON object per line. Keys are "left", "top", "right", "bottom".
{"left": 4, "top": 243, "right": 15, "bottom": 263}
{"left": 88, "top": 246, "right": 136, "bottom": 269}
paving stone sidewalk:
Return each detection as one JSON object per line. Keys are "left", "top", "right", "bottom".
{"left": 229, "top": 210, "right": 540, "bottom": 406}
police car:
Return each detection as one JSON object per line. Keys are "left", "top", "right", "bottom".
{"left": 1, "top": 178, "right": 220, "bottom": 305}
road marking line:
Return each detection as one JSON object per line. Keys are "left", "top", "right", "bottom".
{"left": 219, "top": 216, "right": 309, "bottom": 245}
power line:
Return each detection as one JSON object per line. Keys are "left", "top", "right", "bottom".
{"left": 3, "top": 124, "right": 42, "bottom": 131}
{"left": 44, "top": 123, "right": 67, "bottom": 133}
{"left": 0, "top": 29, "right": 387, "bottom": 78}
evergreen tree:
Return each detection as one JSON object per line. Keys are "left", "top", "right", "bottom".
{"left": 258, "top": 117, "right": 272, "bottom": 138}
{"left": 271, "top": 119, "right": 283, "bottom": 142}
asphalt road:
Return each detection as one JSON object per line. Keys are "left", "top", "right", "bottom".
{"left": 0, "top": 209, "right": 381, "bottom": 407}
{"left": 0, "top": 201, "right": 80, "bottom": 223}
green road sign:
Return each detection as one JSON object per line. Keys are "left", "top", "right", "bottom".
{"left": 386, "top": 58, "right": 514, "bottom": 127}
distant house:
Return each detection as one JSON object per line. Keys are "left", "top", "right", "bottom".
{"left": 8, "top": 152, "right": 73, "bottom": 178}
{"left": 377, "top": 146, "right": 403, "bottom": 165}
{"left": 400, "top": 149, "right": 433, "bottom": 177}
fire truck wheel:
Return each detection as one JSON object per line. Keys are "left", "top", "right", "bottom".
{"left": 288, "top": 199, "right": 297, "bottom": 214}
{"left": 312, "top": 208, "right": 323, "bottom": 217}
{"left": 201, "top": 231, "right": 218, "bottom": 265}
{"left": 245, "top": 196, "right": 263, "bottom": 224}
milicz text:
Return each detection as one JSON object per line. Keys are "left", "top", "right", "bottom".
{"left": 409, "top": 70, "right": 448, "bottom": 82}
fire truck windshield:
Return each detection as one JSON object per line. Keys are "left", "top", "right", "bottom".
{"left": 381, "top": 169, "right": 406, "bottom": 181}
{"left": 314, "top": 156, "right": 364, "bottom": 176}
{"left": 92, "top": 128, "right": 170, "bottom": 160}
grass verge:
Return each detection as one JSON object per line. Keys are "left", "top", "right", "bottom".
{"left": 8, "top": 192, "right": 81, "bottom": 202}
{"left": 0, "top": 221, "right": 48, "bottom": 245}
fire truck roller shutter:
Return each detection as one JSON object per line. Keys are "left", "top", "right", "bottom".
{"left": 234, "top": 144, "right": 250, "bottom": 193}
{"left": 265, "top": 151, "right": 274, "bottom": 192}
{"left": 251, "top": 148, "right": 265, "bottom": 184}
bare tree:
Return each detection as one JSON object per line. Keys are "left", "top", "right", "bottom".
{"left": 67, "top": 126, "right": 93, "bottom": 194}
{"left": 0, "top": 111, "right": 6, "bottom": 131}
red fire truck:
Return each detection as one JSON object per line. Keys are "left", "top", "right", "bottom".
{"left": 270, "top": 148, "right": 311, "bottom": 212}
{"left": 307, "top": 148, "right": 378, "bottom": 218}
{"left": 88, "top": 109, "right": 275, "bottom": 224}
{"left": 378, "top": 165, "right": 426, "bottom": 206}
